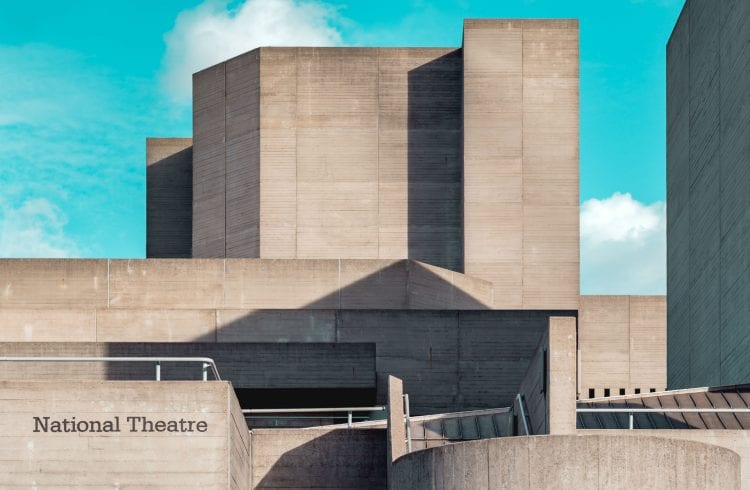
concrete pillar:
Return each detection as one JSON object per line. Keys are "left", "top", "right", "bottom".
{"left": 547, "top": 316, "right": 577, "bottom": 434}
{"left": 386, "top": 375, "right": 406, "bottom": 487}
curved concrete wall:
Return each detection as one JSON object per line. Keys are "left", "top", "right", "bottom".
{"left": 391, "top": 435, "right": 739, "bottom": 489}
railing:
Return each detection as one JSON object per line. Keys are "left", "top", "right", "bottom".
{"left": 404, "top": 393, "right": 412, "bottom": 452}
{"left": 0, "top": 356, "right": 221, "bottom": 381}
{"left": 243, "top": 406, "right": 387, "bottom": 429}
{"left": 515, "top": 393, "right": 531, "bottom": 435}
{"left": 577, "top": 407, "right": 750, "bottom": 430}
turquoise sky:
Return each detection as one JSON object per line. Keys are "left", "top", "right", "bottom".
{"left": 0, "top": 0, "right": 684, "bottom": 293}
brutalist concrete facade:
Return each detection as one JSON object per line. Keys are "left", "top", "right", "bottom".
{"left": 150, "top": 19, "right": 581, "bottom": 311}
{"left": 0, "top": 16, "right": 692, "bottom": 489}
{"left": 667, "top": 0, "right": 750, "bottom": 389}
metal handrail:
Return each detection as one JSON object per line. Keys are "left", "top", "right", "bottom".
{"left": 404, "top": 394, "right": 412, "bottom": 453}
{"left": 576, "top": 407, "right": 750, "bottom": 430}
{"left": 242, "top": 406, "right": 386, "bottom": 429}
{"left": 516, "top": 393, "right": 531, "bottom": 435}
{"left": 0, "top": 356, "right": 221, "bottom": 381}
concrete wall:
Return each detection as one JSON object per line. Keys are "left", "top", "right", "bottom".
{"left": 0, "top": 259, "right": 574, "bottom": 414}
{"left": 0, "top": 381, "right": 249, "bottom": 488}
{"left": 517, "top": 316, "right": 577, "bottom": 435}
{"left": 667, "top": 0, "right": 750, "bottom": 388}
{"left": 579, "top": 296, "right": 666, "bottom": 398}
{"left": 0, "top": 311, "right": 573, "bottom": 414}
{"left": 194, "top": 47, "right": 463, "bottom": 271}
{"left": 193, "top": 50, "right": 262, "bottom": 258}
{"left": 582, "top": 430, "right": 750, "bottom": 489}
{"left": 146, "top": 137, "right": 193, "bottom": 258}
{"left": 251, "top": 428, "right": 386, "bottom": 489}
{"left": 463, "top": 19, "right": 579, "bottom": 310}
{"left": 390, "top": 434, "right": 740, "bottom": 489}
{"left": 0, "top": 259, "right": 492, "bottom": 313}
{"left": 188, "top": 24, "right": 580, "bottom": 313}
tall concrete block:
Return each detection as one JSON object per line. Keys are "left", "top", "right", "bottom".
{"left": 463, "top": 20, "right": 579, "bottom": 310}
{"left": 193, "top": 62, "right": 227, "bottom": 257}
{"left": 195, "top": 47, "right": 465, "bottom": 271}
{"left": 259, "top": 48, "right": 297, "bottom": 258}
{"left": 463, "top": 22, "right": 523, "bottom": 308}
{"left": 668, "top": 0, "right": 750, "bottom": 389}
{"left": 521, "top": 22, "right": 579, "bottom": 311}
{"left": 146, "top": 138, "right": 193, "bottom": 258}
{"left": 225, "top": 50, "right": 260, "bottom": 258}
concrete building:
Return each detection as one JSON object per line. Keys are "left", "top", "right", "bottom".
{"left": 667, "top": 0, "right": 750, "bottom": 389}
{"left": 6, "top": 13, "right": 748, "bottom": 489}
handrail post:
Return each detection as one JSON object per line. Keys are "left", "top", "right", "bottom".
{"left": 347, "top": 411, "right": 353, "bottom": 428}
{"left": 202, "top": 362, "right": 208, "bottom": 381}
{"left": 155, "top": 361, "right": 161, "bottom": 381}
{"left": 403, "top": 394, "right": 412, "bottom": 453}
{"left": 629, "top": 411, "right": 633, "bottom": 430}
{"left": 516, "top": 393, "right": 530, "bottom": 436}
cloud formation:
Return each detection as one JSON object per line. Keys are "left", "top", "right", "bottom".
{"left": 0, "top": 197, "right": 80, "bottom": 258}
{"left": 161, "top": 0, "right": 343, "bottom": 103}
{"left": 0, "top": 43, "right": 183, "bottom": 258}
{"left": 580, "top": 192, "right": 666, "bottom": 295}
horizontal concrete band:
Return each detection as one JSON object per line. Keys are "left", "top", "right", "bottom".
{"left": 0, "top": 258, "right": 496, "bottom": 310}
{"left": 391, "top": 434, "right": 740, "bottom": 489}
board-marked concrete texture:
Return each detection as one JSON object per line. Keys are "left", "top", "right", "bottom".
{"left": 188, "top": 22, "right": 580, "bottom": 312}
{"left": 0, "top": 259, "right": 492, "bottom": 311}
{"left": 391, "top": 434, "right": 739, "bottom": 489}
{"left": 579, "top": 296, "right": 666, "bottom": 398}
{"left": 193, "top": 47, "right": 463, "bottom": 272}
{"left": 517, "top": 316, "right": 577, "bottom": 434}
{"left": 251, "top": 428, "right": 386, "bottom": 489}
{"left": 146, "top": 138, "right": 193, "bottom": 258}
{"left": 582, "top": 430, "right": 750, "bottom": 489}
{"left": 0, "top": 381, "right": 249, "bottom": 488}
{"left": 667, "top": 0, "right": 750, "bottom": 389}
{"left": 463, "top": 19, "right": 579, "bottom": 310}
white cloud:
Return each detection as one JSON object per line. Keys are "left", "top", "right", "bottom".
{"left": 160, "top": 0, "right": 343, "bottom": 103}
{"left": 0, "top": 197, "right": 80, "bottom": 258}
{"left": 580, "top": 192, "right": 666, "bottom": 295}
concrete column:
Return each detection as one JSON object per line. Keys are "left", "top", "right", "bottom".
{"left": 547, "top": 316, "right": 577, "bottom": 434}
{"left": 386, "top": 375, "right": 406, "bottom": 487}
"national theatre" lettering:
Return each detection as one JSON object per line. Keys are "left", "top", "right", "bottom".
{"left": 32, "top": 416, "right": 208, "bottom": 433}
